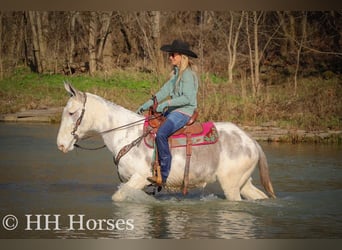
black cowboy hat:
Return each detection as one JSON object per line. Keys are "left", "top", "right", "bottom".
{"left": 160, "top": 39, "right": 198, "bottom": 58}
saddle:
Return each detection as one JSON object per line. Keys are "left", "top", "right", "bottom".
{"left": 145, "top": 97, "right": 219, "bottom": 195}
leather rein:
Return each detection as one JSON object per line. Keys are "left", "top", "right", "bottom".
{"left": 71, "top": 93, "right": 161, "bottom": 152}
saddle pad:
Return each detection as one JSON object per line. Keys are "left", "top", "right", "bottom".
{"left": 144, "top": 121, "right": 219, "bottom": 149}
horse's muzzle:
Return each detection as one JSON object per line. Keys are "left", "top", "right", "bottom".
{"left": 57, "top": 144, "right": 68, "bottom": 153}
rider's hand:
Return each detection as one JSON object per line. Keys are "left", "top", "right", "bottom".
{"left": 156, "top": 102, "right": 168, "bottom": 113}
{"left": 136, "top": 99, "right": 153, "bottom": 114}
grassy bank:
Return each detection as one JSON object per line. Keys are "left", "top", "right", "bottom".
{"left": 0, "top": 67, "right": 154, "bottom": 115}
{"left": 0, "top": 67, "right": 341, "bottom": 133}
{"left": 199, "top": 76, "right": 342, "bottom": 131}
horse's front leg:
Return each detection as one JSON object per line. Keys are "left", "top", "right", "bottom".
{"left": 112, "top": 173, "right": 149, "bottom": 202}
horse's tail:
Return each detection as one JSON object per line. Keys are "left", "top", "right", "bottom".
{"left": 256, "top": 142, "right": 276, "bottom": 198}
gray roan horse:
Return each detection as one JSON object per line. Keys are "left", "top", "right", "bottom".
{"left": 57, "top": 82, "right": 276, "bottom": 202}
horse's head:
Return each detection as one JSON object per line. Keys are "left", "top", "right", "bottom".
{"left": 57, "top": 82, "right": 87, "bottom": 153}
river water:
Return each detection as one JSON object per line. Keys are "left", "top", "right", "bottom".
{"left": 0, "top": 123, "right": 341, "bottom": 239}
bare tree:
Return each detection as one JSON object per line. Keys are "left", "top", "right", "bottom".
{"left": 0, "top": 11, "right": 341, "bottom": 83}
{"left": 117, "top": 12, "right": 132, "bottom": 55}
{"left": 246, "top": 11, "right": 264, "bottom": 96}
{"left": 151, "top": 11, "right": 163, "bottom": 74}
{"left": 277, "top": 11, "right": 297, "bottom": 59}
{"left": 294, "top": 11, "right": 307, "bottom": 95}
{"left": 27, "top": 11, "right": 47, "bottom": 73}
{"left": 65, "top": 11, "right": 78, "bottom": 73}
{"left": 132, "top": 11, "right": 167, "bottom": 75}
{"left": 0, "top": 12, "right": 3, "bottom": 79}
{"left": 88, "top": 11, "right": 97, "bottom": 76}
{"left": 2, "top": 12, "right": 25, "bottom": 70}
{"left": 227, "top": 11, "right": 245, "bottom": 84}
{"left": 39, "top": 12, "right": 48, "bottom": 61}
{"left": 209, "top": 11, "right": 244, "bottom": 84}
{"left": 135, "top": 12, "right": 154, "bottom": 68}
{"left": 96, "top": 11, "right": 113, "bottom": 71}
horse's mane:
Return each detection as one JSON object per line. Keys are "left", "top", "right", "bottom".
{"left": 87, "top": 92, "right": 142, "bottom": 118}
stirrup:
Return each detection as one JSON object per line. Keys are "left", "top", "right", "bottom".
{"left": 147, "top": 176, "right": 163, "bottom": 186}
{"left": 149, "top": 163, "right": 163, "bottom": 186}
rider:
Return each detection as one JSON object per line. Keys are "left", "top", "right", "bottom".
{"left": 137, "top": 39, "right": 199, "bottom": 186}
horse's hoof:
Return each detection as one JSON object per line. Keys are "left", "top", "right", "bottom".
{"left": 112, "top": 191, "right": 124, "bottom": 202}
{"left": 143, "top": 184, "right": 162, "bottom": 196}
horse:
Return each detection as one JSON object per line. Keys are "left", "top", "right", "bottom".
{"left": 57, "top": 82, "right": 276, "bottom": 202}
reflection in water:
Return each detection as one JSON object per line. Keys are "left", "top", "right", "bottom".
{"left": 107, "top": 198, "right": 260, "bottom": 239}
{"left": 111, "top": 202, "right": 154, "bottom": 239}
{"left": 0, "top": 123, "right": 341, "bottom": 238}
{"left": 215, "top": 209, "right": 257, "bottom": 238}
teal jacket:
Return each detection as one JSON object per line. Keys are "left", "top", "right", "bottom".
{"left": 154, "top": 67, "right": 198, "bottom": 116}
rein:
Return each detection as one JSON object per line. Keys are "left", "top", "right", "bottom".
{"left": 73, "top": 117, "right": 148, "bottom": 151}
{"left": 71, "top": 92, "right": 162, "bottom": 152}
{"left": 73, "top": 115, "right": 161, "bottom": 150}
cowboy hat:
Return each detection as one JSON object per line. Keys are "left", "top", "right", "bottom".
{"left": 160, "top": 39, "right": 198, "bottom": 58}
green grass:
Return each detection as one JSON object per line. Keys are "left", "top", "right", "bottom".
{"left": 0, "top": 67, "right": 156, "bottom": 114}
{"left": 197, "top": 75, "right": 342, "bottom": 131}
{"left": 1, "top": 67, "right": 341, "bottom": 132}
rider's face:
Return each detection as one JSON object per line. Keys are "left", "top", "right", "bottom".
{"left": 169, "top": 53, "right": 182, "bottom": 67}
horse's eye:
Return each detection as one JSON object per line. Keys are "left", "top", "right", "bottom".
{"left": 69, "top": 112, "right": 75, "bottom": 116}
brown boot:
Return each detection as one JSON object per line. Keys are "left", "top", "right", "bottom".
{"left": 147, "top": 176, "right": 163, "bottom": 186}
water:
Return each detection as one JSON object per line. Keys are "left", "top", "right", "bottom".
{"left": 0, "top": 123, "right": 341, "bottom": 238}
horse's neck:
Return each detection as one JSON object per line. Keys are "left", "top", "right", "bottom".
{"left": 86, "top": 93, "right": 142, "bottom": 149}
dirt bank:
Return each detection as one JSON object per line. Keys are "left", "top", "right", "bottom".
{"left": 242, "top": 125, "right": 342, "bottom": 143}
{"left": 0, "top": 107, "right": 63, "bottom": 123}
{"left": 1, "top": 108, "right": 341, "bottom": 143}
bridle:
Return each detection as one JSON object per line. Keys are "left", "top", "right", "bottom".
{"left": 71, "top": 92, "right": 87, "bottom": 142}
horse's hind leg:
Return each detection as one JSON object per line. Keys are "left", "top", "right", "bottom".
{"left": 216, "top": 171, "right": 242, "bottom": 201}
{"left": 240, "top": 177, "right": 268, "bottom": 200}
{"left": 216, "top": 157, "right": 260, "bottom": 201}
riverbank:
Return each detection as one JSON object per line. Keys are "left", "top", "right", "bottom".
{"left": 1, "top": 107, "right": 341, "bottom": 143}
{"left": 0, "top": 68, "right": 341, "bottom": 143}
{"left": 0, "top": 107, "right": 62, "bottom": 123}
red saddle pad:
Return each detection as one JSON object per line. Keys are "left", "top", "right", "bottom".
{"left": 144, "top": 120, "right": 219, "bottom": 149}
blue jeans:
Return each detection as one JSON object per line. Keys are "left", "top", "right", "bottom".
{"left": 156, "top": 111, "right": 190, "bottom": 182}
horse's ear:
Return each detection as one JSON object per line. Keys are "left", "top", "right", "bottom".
{"left": 63, "top": 81, "right": 84, "bottom": 102}
{"left": 64, "top": 81, "right": 77, "bottom": 97}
